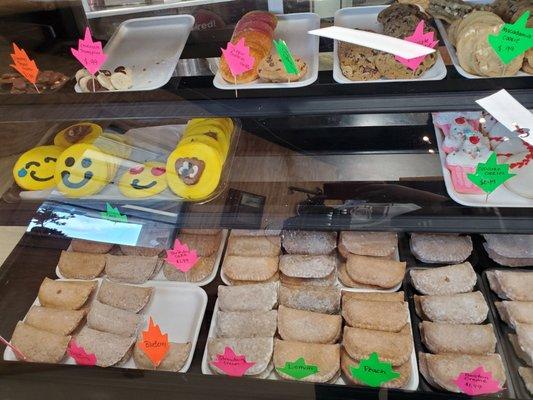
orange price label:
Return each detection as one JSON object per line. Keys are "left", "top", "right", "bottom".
{"left": 10, "top": 43, "right": 39, "bottom": 85}
{"left": 138, "top": 317, "right": 169, "bottom": 367}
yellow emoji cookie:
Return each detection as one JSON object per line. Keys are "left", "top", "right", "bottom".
{"left": 13, "top": 145, "right": 63, "bottom": 191}
{"left": 183, "top": 122, "right": 229, "bottom": 160}
{"left": 178, "top": 134, "right": 225, "bottom": 161}
{"left": 53, "top": 123, "right": 102, "bottom": 148}
{"left": 118, "top": 161, "right": 167, "bottom": 198}
{"left": 166, "top": 142, "right": 223, "bottom": 201}
{"left": 55, "top": 144, "right": 112, "bottom": 197}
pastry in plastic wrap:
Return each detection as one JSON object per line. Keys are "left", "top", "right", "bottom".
{"left": 277, "top": 305, "right": 341, "bottom": 344}
{"left": 487, "top": 270, "right": 533, "bottom": 301}
{"left": 281, "top": 230, "right": 337, "bottom": 255}
{"left": 342, "top": 298, "right": 409, "bottom": 332}
{"left": 75, "top": 326, "right": 135, "bottom": 367}
{"left": 217, "top": 282, "right": 278, "bottom": 312}
{"left": 420, "top": 321, "right": 497, "bottom": 354}
{"left": 10, "top": 321, "right": 70, "bottom": 363}
{"left": 409, "top": 233, "right": 473, "bottom": 264}
{"left": 414, "top": 291, "right": 489, "bottom": 324}
{"left": 58, "top": 251, "right": 106, "bottom": 280}
{"left": 409, "top": 262, "right": 476, "bottom": 295}
{"left": 216, "top": 310, "right": 277, "bottom": 338}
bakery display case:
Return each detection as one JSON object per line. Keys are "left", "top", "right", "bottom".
{"left": 0, "top": 0, "right": 532, "bottom": 400}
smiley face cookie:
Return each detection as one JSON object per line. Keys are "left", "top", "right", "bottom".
{"left": 13, "top": 145, "right": 63, "bottom": 190}
{"left": 118, "top": 161, "right": 167, "bottom": 198}
{"left": 55, "top": 144, "right": 113, "bottom": 197}
{"left": 166, "top": 142, "right": 223, "bottom": 200}
{"left": 53, "top": 123, "right": 102, "bottom": 148}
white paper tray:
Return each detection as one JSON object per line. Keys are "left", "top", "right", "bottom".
{"left": 220, "top": 242, "right": 402, "bottom": 292}
{"left": 4, "top": 279, "right": 207, "bottom": 372}
{"left": 433, "top": 121, "right": 533, "bottom": 208}
{"left": 55, "top": 229, "right": 228, "bottom": 286}
{"left": 333, "top": 6, "right": 447, "bottom": 84}
{"left": 433, "top": 0, "right": 530, "bottom": 79}
{"left": 201, "top": 299, "right": 419, "bottom": 390}
{"left": 213, "top": 13, "right": 320, "bottom": 90}
{"left": 75, "top": 15, "right": 194, "bottom": 92}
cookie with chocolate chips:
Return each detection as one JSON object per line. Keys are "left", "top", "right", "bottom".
{"left": 258, "top": 54, "right": 308, "bottom": 82}
{"left": 338, "top": 41, "right": 380, "bottom": 81}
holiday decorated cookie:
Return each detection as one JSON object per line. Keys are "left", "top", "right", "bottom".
{"left": 55, "top": 144, "right": 112, "bottom": 197}
{"left": 13, "top": 145, "right": 64, "bottom": 191}
{"left": 118, "top": 161, "right": 167, "bottom": 198}
{"left": 53, "top": 123, "right": 102, "bottom": 148}
{"left": 166, "top": 141, "right": 223, "bottom": 200}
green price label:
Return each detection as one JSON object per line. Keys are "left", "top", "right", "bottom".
{"left": 273, "top": 39, "right": 299, "bottom": 75}
{"left": 100, "top": 202, "right": 127, "bottom": 222}
{"left": 488, "top": 11, "right": 533, "bottom": 64}
{"left": 276, "top": 357, "right": 318, "bottom": 380}
{"left": 350, "top": 352, "right": 400, "bottom": 387}
{"left": 467, "top": 152, "right": 516, "bottom": 193}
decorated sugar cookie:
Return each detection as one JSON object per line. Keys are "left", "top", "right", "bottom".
{"left": 118, "top": 161, "right": 167, "bottom": 198}
{"left": 166, "top": 142, "right": 222, "bottom": 200}
{"left": 54, "top": 123, "right": 102, "bottom": 148}
{"left": 55, "top": 144, "right": 112, "bottom": 197}
{"left": 13, "top": 145, "right": 63, "bottom": 190}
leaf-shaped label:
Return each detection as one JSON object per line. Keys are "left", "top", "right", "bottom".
{"left": 10, "top": 43, "right": 39, "bottom": 84}
{"left": 210, "top": 346, "right": 255, "bottom": 377}
{"left": 71, "top": 27, "right": 107, "bottom": 75}
{"left": 68, "top": 340, "right": 96, "bottom": 366}
{"left": 276, "top": 357, "right": 319, "bottom": 380}
{"left": 488, "top": 11, "right": 533, "bottom": 64}
{"left": 453, "top": 366, "right": 502, "bottom": 395}
{"left": 467, "top": 152, "right": 516, "bottom": 193}
{"left": 221, "top": 38, "right": 254, "bottom": 77}
{"left": 138, "top": 317, "right": 170, "bottom": 367}
{"left": 349, "top": 352, "right": 400, "bottom": 387}
{"left": 165, "top": 239, "right": 199, "bottom": 272}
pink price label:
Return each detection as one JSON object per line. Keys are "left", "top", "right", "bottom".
{"left": 395, "top": 20, "right": 438, "bottom": 71}
{"left": 165, "top": 239, "right": 199, "bottom": 272}
{"left": 71, "top": 27, "right": 107, "bottom": 75}
{"left": 221, "top": 38, "right": 255, "bottom": 77}
{"left": 68, "top": 340, "right": 96, "bottom": 366}
{"left": 210, "top": 347, "right": 256, "bottom": 377}
{"left": 453, "top": 366, "right": 502, "bottom": 395}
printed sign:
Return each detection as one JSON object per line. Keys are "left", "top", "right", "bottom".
{"left": 467, "top": 152, "right": 516, "bottom": 194}
{"left": 138, "top": 317, "right": 170, "bottom": 367}
{"left": 395, "top": 21, "right": 439, "bottom": 70}
{"left": 68, "top": 340, "right": 97, "bottom": 366}
{"left": 71, "top": 27, "right": 107, "bottom": 75}
{"left": 10, "top": 43, "right": 39, "bottom": 85}
{"left": 165, "top": 239, "right": 199, "bottom": 273}
{"left": 210, "top": 346, "right": 255, "bottom": 377}
{"left": 488, "top": 11, "right": 533, "bottom": 64}
{"left": 453, "top": 366, "right": 502, "bottom": 395}
{"left": 276, "top": 357, "right": 319, "bottom": 380}
{"left": 349, "top": 352, "right": 400, "bottom": 387}
{"left": 221, "top": 38, "right": 255, "bottom": 77}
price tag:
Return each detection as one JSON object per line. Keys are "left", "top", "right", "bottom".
{"left": 10, "top": 43, "right": 39, "bottom": 85}
{"left": 467, "top": 152, "right": 516, "bottom": 193}
{"left": 68, "top": 340, "right": 96, "bottom": 366}
{"left": 100, "top": 202, "right": 127, "bottom": 222}
{"left": 273, "top": 39, "right": 299, "bottom": 75}
{"left": 138, "top": 317, "right": 169, "bottom": 367}
{"left": 210, "top": 346, "right": 255, "bottom": 377}
{"left": 276, "top": 357, "right": 319, "bottom": 380}
{"left": 221, "top": 38, "right": 254, "bottom": 77}
{"left": 349, "top": 352, "right": 400, "bottom": 387}
{"left": 488, "top": 11, "right": 533, "bottom": 64}
{"left": 395, "top": 21, "right": 439, "bottom": 70}
{"left": 71, "top": 27, "right": 107, "bottom": 75}
{"left": 453, "top": 366, "right": 502, "bottom": 395}
{"left": 165, "top": 239, "right": 199, "bottom": 272}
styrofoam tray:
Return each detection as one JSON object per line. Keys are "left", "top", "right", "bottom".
{"left": 75, "top": 15, "right": 194, "bottom": 92}
{"left": 4, "top": 279, "right": 207, "bottom": 372}
{"left": 333, "top": 6, "right": 447, "bottom": 84}
{"left": 55, "top": 230, "right": 228, "bottom": 286}
{"left": 201, "top": 300, "right": 419, "bottom": 390}
{"left": 220, "top": 245, "right": 402, "bottom": 292}
{"left": 433, "top": 122, "right": 533, "bottom": 208}
{"left": 434, "top": 0, "right": 531, "bottom": 79}
{"left": 213, "top": 13, "right": 320, "bottom": 90}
